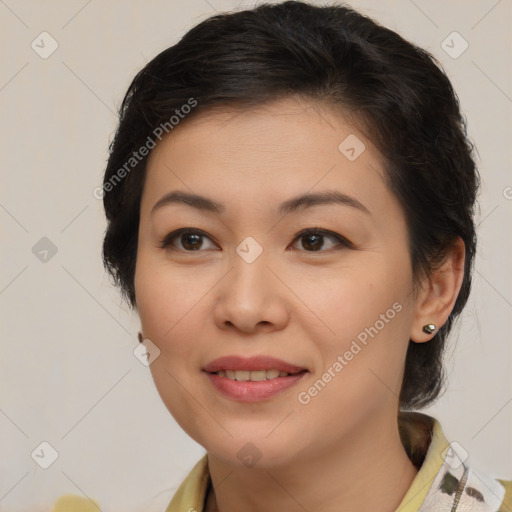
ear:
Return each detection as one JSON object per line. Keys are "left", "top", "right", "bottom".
{"left": 410, "top": 237, "right": 466, "bottom": 343}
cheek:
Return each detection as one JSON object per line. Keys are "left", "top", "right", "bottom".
{"left": 135, "top": 260, "right": 211, "bottom": 437}
{"left": 290, "top": 262, "right": 410, "bottom": 341}
{"left": 135, "top": 255, "right": 207, "bottom": 347}
{"left": 292, "top": 263, "right": 414, "bottom": 398}
{"left": 293, "top": 296, "right": 412, "bottom": 444}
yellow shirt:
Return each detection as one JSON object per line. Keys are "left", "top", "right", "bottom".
{"left": 52, "top": 412, "right": 512, "bottom": 512}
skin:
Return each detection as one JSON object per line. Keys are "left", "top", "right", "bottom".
{"left": 134, "top": 96, "right": 465, "bottom": 512}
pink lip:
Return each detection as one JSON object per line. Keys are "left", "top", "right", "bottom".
{"left": 202, "top": 355, "right": 306, "bottom": 374}
{"left": 202, "top": 355, "right": 308, "bottom": 402}
{"left": 204, "top": 372, "right": 307, "bottom": 402}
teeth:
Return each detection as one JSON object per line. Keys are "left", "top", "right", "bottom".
{"left": 216, "top": 369, "right": 291, "bottom": 381}
{"left": 235, "top": 370, "right": 250, "bottom": 381}
{"left": 249, "top": 370, "right": 267, "bottom": 382}
{"left": 266, "top": 369, "right": 280, "bottom": 379}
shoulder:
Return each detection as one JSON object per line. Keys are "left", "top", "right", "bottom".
{"left": 422, "top": 444, "right": 512, "bottom": 511}
{"left": 497, "top": 478, "right": 512, "bottom": 512}
{"left": 51, "top": 494, "right": 100, "bottom": 512}
{"left": 51, "top": 456, "right": 210, "bottom": 512}
{"left": 400, "top": 412, "right": 511, "bottom": 511}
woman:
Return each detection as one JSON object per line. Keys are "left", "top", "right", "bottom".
{"left": 53, "top": 1, "right": 511, "bottom": 511}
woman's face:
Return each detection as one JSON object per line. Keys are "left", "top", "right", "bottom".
{"left": 135, "top": 96, "right": 423, "bottom": 467}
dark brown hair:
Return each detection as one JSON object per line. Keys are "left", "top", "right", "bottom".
{"left": 101, "top": 1, "right": 479, "bottom": 410}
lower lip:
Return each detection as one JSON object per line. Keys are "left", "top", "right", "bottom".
{"left": 204, "top": 371, "right": 308, "bottom": 402}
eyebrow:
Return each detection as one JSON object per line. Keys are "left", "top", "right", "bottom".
{"left": 150, "top": 190, "right": 371, "bottom": 217}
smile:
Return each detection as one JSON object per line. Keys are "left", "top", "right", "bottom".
{"left": 203, "top": 355, "right": 308, "bottom": 401}
{"left": 215, "top": 369, "right": 294, "bottom": 381}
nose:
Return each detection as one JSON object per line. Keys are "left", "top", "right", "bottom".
{"left": 213, "top": 255, "right": 290, "bottom": 334}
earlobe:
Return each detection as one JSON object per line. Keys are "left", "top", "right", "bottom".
{"left": 410, "top": 237, "right": 466, "bottom": 343}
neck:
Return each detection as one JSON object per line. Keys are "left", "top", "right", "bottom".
{"left": 205, "top": 410, "right": 420, "bottom": 512}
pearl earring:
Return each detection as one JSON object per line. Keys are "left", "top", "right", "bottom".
{"left": 423, "top": 323, "right": 436, "bottom": 334}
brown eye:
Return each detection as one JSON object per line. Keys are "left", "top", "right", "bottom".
{"left": 159, "top": 229, "right": 217, "bottom": 251}
{"left": 179, "top": 232, "right": 203, "bottom": 250}
{"left": 290, "top": 229, "right": 353, "bottom": 252}
{"left": 158, "top": 227, "right": 352, "bottom": 254}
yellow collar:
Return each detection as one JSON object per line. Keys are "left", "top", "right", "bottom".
{"left": 51, "top": 412, "right": 511, "bottom": 512}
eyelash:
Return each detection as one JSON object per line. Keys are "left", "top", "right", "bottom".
{"left": 158, "top": 228, "right": 354, "bottom": 253}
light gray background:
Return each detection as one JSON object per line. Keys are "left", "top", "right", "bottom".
{"left": 1, "top": 1, "right": 511, "bottom": 511}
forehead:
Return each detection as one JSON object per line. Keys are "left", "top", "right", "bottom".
{"left": 150, "top": 97, "right": 373, "bottom": 163}
{"left": 141, "top": 96, "right": 393, "bottom": 219}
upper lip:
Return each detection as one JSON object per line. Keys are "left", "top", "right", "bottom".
{"left": 203, "top": 355, "right": 307, "bottom": 374}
